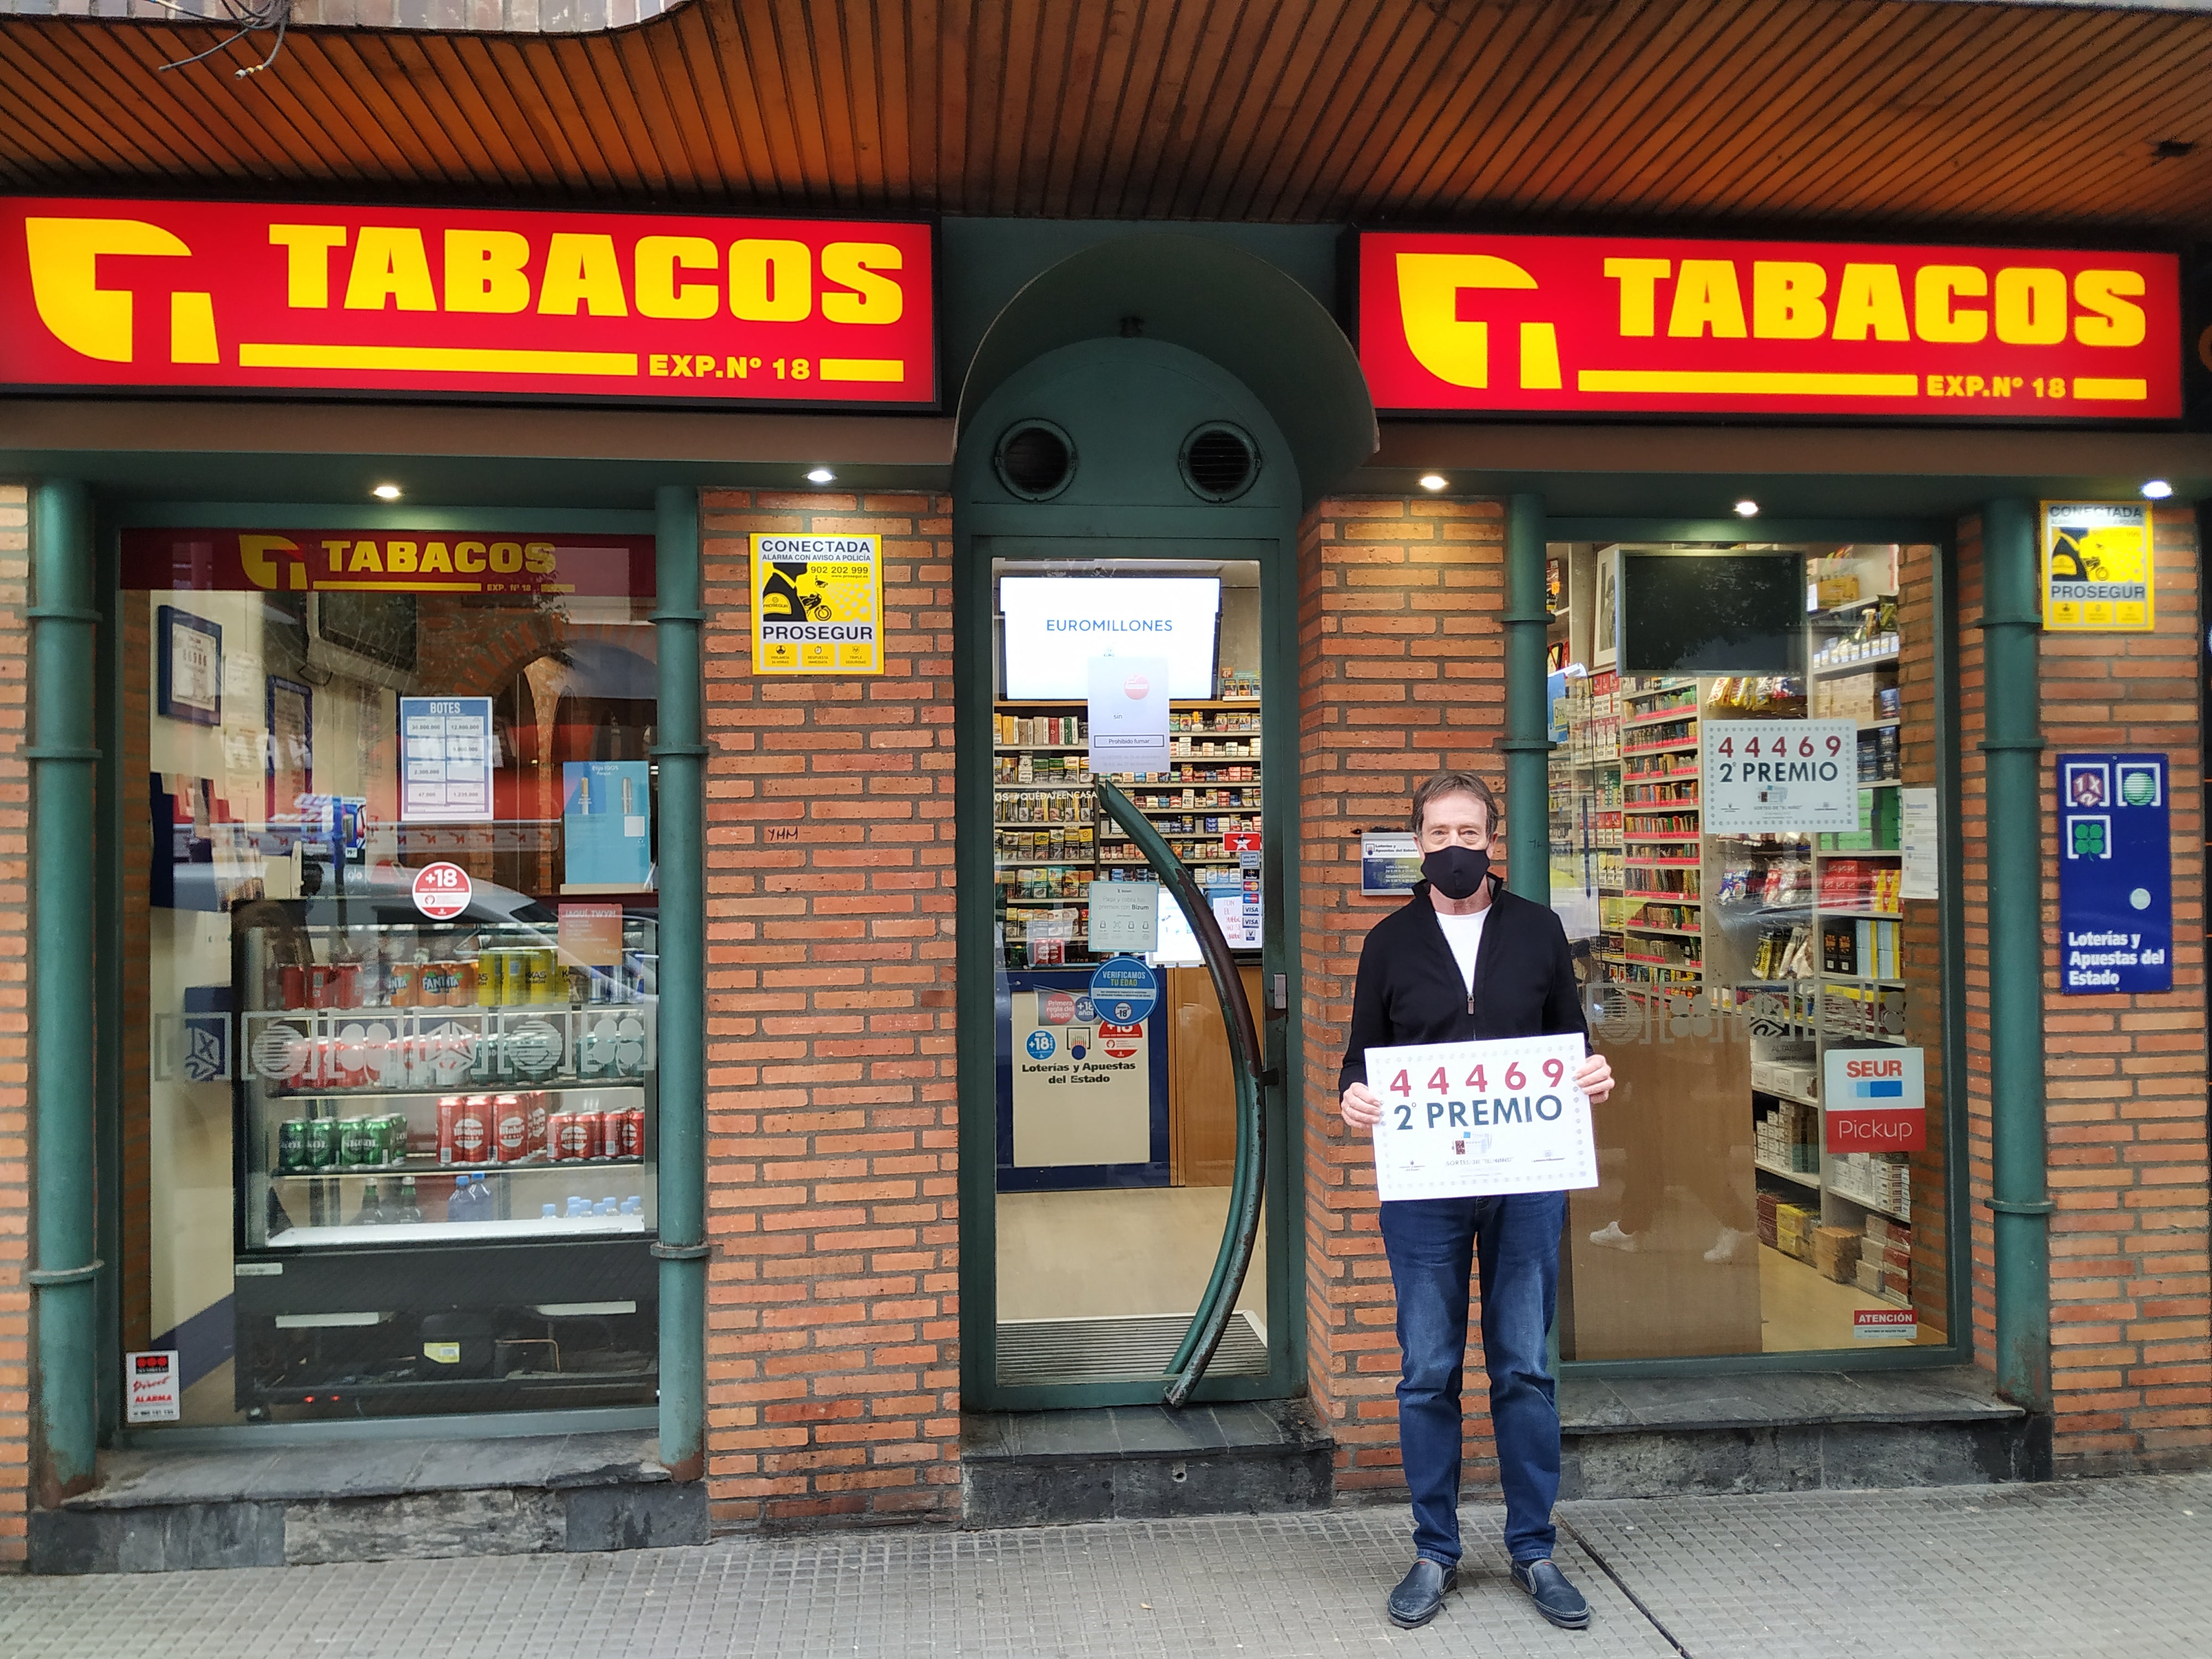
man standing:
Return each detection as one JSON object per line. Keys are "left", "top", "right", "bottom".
{"left": 1339, "top": 770, "right": 1614, "bottom": 1632}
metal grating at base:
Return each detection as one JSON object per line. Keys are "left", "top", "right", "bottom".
{"left": 997, "top": 1311, "right": 1268, "bottom": 1386}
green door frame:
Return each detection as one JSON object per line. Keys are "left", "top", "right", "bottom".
{"left": 79, "top": 494, "right": 703, "bottom": 1455}
{"left": 1536, "top": 512, "right": 1974, "bottom": 1380}
{"left": 954, "top": 512, "right": 1306, "bottom": 1412}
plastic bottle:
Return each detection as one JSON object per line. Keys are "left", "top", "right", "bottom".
{"left": 541, "top": 1203, "right": 557, "bottom": 1221}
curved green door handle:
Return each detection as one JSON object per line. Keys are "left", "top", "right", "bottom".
{"left": 1092, "top": 777, "right": 1267, "bottom": 1407}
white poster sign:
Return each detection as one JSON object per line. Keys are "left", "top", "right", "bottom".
{"left": 1703, "top": 719, "right": 1859, "bottom": 834}
{"left": 125, "top": 1350, "right": 181, "bottom": 1423}
{"left": 1900, "top": 786, "right": 1939, "bottom": 900}
{"left": 1087, "top": 654, "right": 1171, "bottom": 777}
{"left": 1365, "top": 1034, "right": 1597, "bottom": 1201}
{"left": 1089, "top": 880, "right": 1160, "bottom": 953}
{"left": 399, "top": 696, "right": 497, "bottom": 822}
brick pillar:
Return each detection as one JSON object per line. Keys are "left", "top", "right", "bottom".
{"left": 1297, "top": 494, "right": 1506, "bottom": 1498}
{"left": 698, "top": 490, "right": 960, "bottom": 1529}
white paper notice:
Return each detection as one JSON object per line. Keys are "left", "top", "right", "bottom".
{"left": 1900, "top": 787, "right": 1939, "bottom": 900}
{"left": 1087, "top": 654, "right": 1171, "bottom": 776}
{"left": 400, "top": 696, "right": 497, "bottom": 823}
{"left": 1365, "top": 1034, "right": 1598, "bottom": 1201}
{"left": 1089, "top": 879, "right": 1161, "bottom": 953}
{"left": 1703, "top": 719, "right": 1860, "bottom": 834}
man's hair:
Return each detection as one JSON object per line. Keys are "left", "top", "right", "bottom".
{"left": 1409, "top": 771, "right": 1501, "bottom": 836}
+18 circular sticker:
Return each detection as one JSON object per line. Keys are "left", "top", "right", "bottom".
{"left": 1087, "top": 954, "right": 1159, "bottom": 1026}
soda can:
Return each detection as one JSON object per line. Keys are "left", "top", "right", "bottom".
{"left": 453, "top": 959, "right": 478, "bottom": 1005}
{"left": 502, "top": 949, "right": 534, "bottom": 1008}
{"left": 277, "top": 1118, "right": 309, "bottom": 1173}
{"left": 437, "top": 1095, "right": 463, "bottom": 1165}
{"left": 306, "top": 964, "right": 335, "bottom": 1010}
{"left": 386, "top": 958, "right": 420, "bottom": 1008}
{"left": 333, "top": 964, "right": 359, "bottom": 1010}
{"left": 525, "top": 1092, "right": 550, "bottom": 1159}
{"left": 475, "top": 952, "right": 500, "bottom": 1007}
{"left": 545, "top": 1111, "right": 577, "bottom": 1162}
{"left": 554, "top": 1110, "right": 598, "bottom": 1162}
{"left": 492, "top": 1094, "right": 527, "bottom": 1162}
{"left": 619, "top": 1107, "right": 645, "bottom": 1161}
{"left": 451, "top": 1096, "right": 492, "bottom": 1164}
{"left": 587, "top": 967, "right": 611, "bottom": 1006}
{"left": 383, "top": 1113, "right": 411, "bottom": 1166}
{"left": 305, "top": 1116, "right": 340, "bottom": 1171}
{"left": 280, "top": 963, "right": 307, "bottom": 1010}
{"left": 528, "top": 948, "right": 559, "bottom": 1005}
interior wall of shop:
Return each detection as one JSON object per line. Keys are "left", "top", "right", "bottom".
{"left": 1296, "top": 493, "right": 1510, "bottom": 1498}
{"left": 697, "top": 488, "right": 960, "bottom": 1531}
{"left": 1953, "top": 507, "right": 2211, "bottom": 1475}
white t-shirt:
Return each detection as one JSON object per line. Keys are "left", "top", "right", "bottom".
{"left": 1433, "top": 904, "right": 1489, "bottom": 998}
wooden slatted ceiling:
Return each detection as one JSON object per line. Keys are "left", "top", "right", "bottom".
{"left": 4, "top": 0, "right": 2212, "bottom": 236}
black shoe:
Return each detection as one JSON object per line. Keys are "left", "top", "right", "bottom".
{"left": 1386, "top": 1558, "right": 1457, "bottom": 1629}
{"left": 1512, "top": 1558, "right": 1591, "bottom": 1630}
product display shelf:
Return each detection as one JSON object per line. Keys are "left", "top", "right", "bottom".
{"left": 1755, "top": 1155, "right": 1822, "bottom": 1191}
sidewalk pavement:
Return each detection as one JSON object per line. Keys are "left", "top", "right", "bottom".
{"left": 3, "top": 1472, "right": 2205, "bottom": 1658}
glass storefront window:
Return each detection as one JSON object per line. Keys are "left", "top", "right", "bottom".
{"left": 1546, "top": 542, "right": 1948, "bottom": 1360}
{"left": 127, "top": 534, "right": 662, "bottom": 1425}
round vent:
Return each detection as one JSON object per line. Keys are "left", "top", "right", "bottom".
{"left": 994, "top": 421, "right": 1076, "bottom": 500}
{"left": 1180, "top": 423, "right": 1259, "bottom": 502}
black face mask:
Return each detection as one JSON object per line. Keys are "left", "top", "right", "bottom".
{"left": 1422, "top": 845, "right": 1490, "bottom": 901}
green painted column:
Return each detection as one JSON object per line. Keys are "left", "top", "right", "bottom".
{"left": 28, "top": 481, "right": 101, "bottom": 1500}
{"left": 650, "top": 484, "right": 708, "bottom": 1480}
{"left": 1503, "top": 493, "right": 1552, "bottom": 902}
{"left": 1979, "top": 498, "right": 2052, "bottom": 1413}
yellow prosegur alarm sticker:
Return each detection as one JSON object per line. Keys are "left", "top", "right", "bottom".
{"left": 750, "top": 533, "right": 884, "bottom": 674}
{"left": 2042, "top": 501, "right": 2153, "bottom": 633}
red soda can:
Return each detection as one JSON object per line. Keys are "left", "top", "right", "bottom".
{"left": 436, "top": 1095, "right": 463, "bottom": 1165}
{"left": 451, "top": 1094, "right": 492, "bottom": 1163}
{"left": 560, "top": 1111, "right": 601, "bottom": 1162}
{"left": 281, "top": 963, "right": 307, "bottom": 1010}
{"left": 307, "top": 964, "right": 335, "bottom": 1009}
{"left": 619, "top": 1108, "right": 645, "bottom": 1160}
{"left": 545, "top": 1112, "right": 577, "bottom": 1162}
{"left": 525, "top": 1092, "right": 550, "bottom": 1160}
{"left": 493, "top": 1093, "right": 528, "bottom": 1162}
{"left": 332, "top": 964, "right": 359, "bottom": 1010}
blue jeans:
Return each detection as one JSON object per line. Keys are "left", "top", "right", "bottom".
{"left": 1377, "top": 1191, "right": 1564, "bottom": 1568}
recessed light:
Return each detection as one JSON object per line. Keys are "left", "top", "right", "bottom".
{"left": 806, "top": 467, "right": 836, "bottom": 484}
{"left": 372, "top": 483, "right": 401, "bottom": 501}
{"left": 1418, "top": 473, "right": 1448, "bottom": 492}
{"left": 1733, "top": 499, "right": 1760, "bottom": 518}
{"left": 2141, "top": 479, "right": 2173, "bottom": 499}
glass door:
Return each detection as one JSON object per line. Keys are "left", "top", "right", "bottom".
{"left": 975, "top": 547, "right": 1287, "bottom": 1404}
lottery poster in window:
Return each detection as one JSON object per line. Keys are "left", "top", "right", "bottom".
{"left": 1365, "top": 1034, "right": 1597, "bottom": 1201}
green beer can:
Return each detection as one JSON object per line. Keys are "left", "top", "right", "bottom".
{"left": 305, "top": 1117, "right": 340, "bottom": 1171}
{"left": 276, "top": 1118, "right": 309, "bottom": 1173}
{"left": 340, "top": 1116, "right": 377, "bottom": 1168}
{"left": 382, "top": 1113, "right": 411, "bottom": 1166}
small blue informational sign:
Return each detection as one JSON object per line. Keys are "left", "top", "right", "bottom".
{"left": 1088, "top": 954, "right": 1160, "bottom": 1026}
{"left": 2057, "top": 752, "right": 2171, "bottom": 994}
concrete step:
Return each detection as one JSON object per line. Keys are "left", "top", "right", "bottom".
{"left": 29, "top": 1430, "right": 707, "bottom": 1574}
{"left": 962, "top": 1400, "right": 1333, "bottom": 1527}
{"left": 1559, "top": 1366, "right": 2043, "bottom": 1499}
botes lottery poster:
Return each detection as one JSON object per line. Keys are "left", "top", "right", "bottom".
{"left": 750, "top": 533, "right": 883, "bottom": 674}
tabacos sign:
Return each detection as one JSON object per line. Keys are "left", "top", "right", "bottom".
{"left": 1357, "top": 231, "right": 2180, "bottom": 420}
{"left": 1822, "top": 1046, "right": 1927, "bottom": 1152}
{"left": 121, "top": 527, "right": 655, "bottom": 598}
{"left": 0, "top": 197, "right": 936, "bottom": 407}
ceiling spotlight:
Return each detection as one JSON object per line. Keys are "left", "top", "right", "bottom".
{"left": 1733, "top": 499, "right": 1760, "bottom": 518}
{"left": 372, "top": 483, "right": 402, "bottom": 501}
{"left": 1418, "top": 473, "right": 1448, "bottom": 492}
{"left": 2141, "top": 479, "right": 2173, "bottom": 499}
{"left": 806, "top": 467, "right": 836, "bottom": 484}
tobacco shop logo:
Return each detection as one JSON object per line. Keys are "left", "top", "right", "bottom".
{"left": 1396, "top": 253, "right": 1561, "bottom": 390}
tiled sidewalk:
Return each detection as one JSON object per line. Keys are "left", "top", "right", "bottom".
{"left": 3, "top": 1473, "right": 2207, "bottom": 1658}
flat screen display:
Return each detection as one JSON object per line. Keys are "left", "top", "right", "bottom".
{"left": 1000, "top": 577, "right": 1222, "bottom": 699}
{"left": 1621, "top": 553, "right": 1805, "bottom": 676}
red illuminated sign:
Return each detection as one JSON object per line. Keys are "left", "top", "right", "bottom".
{"left": 1358, "top": 231, "right": 2180, "bottom": 420}
{"left": 1, "top": 197, "right": 935, "bottom": 408}
{"left": 122, "top": 528, "right": 655, "bottom": 597}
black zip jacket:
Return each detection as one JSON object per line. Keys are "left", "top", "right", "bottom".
{"left": 1337, "top": 876, "right": 1589, "bottom": 1094}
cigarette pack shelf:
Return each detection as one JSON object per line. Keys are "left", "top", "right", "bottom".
{"left": 993, "top": 696, "right": 1264, "bottom": 967}
{"left": 228, "top": 898, "right": 661, "bottom": 1418}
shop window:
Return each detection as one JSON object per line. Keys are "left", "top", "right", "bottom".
{"left": 1546, "top": 542, "right": 1948, "bottom": 1360}
{"left": 126, "top": 546, "right": 661, "bottom": 1427}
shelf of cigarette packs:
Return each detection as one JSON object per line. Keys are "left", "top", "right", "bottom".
{"left": 236, "top": 922, "right": 657, "bottom": 1250}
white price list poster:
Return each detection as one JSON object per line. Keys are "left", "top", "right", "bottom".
{"left": 1702, "top": 719, "right": 1859, "bottom": 835}
{"left": 1365, "top": 1033, "right": 1597, "bottom": 1201}
{"left": 399, "top": 697, "right": 497, "bottom": 823}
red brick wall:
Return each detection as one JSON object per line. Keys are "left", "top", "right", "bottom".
{"left": 0, "top": 485, "right": 25, "bottom": 1559}
{"left": 1296, "top": 494, "right": 1507, "bottom": 1497}
{"left": 2025, "top": 507, "right": 2209, "bottom": 1473}
{"left": 698, "top": 489, "right": 960, "bottom": 1529}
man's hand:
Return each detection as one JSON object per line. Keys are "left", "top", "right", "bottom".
{"left": 1340, "top": 1081, "right": 1384, "bottom": 1131}
{"left": 1576, "top": 1052, "right": 1614, "bottom": 1105}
